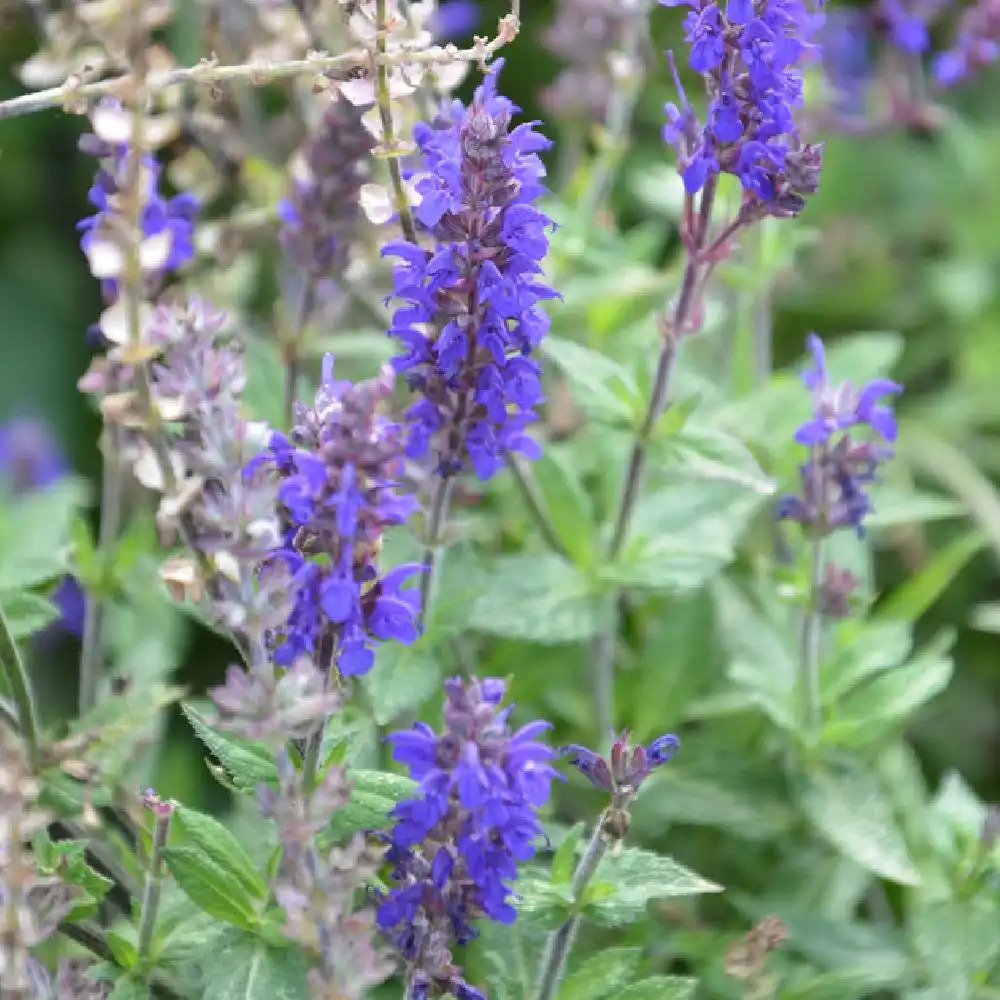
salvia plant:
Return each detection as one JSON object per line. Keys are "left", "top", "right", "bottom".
{"left": 0, "top": 0, "right": 998, "bottom": 999}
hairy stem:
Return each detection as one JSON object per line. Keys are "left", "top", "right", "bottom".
{"left": 285, "top": 278, "right": 317, "bottom": 428}
{"left": 0, "top": 599, "right": 40, "bottom": 768}
{"left": 533, "top": 820, "right": 609, "bottom": 1000}
{"left": 588, "top": 178, "right": 718, "bottom": 735}
{"left": 137, "top": 804, "right": 172, "bottom": 964}
{"left": 801, "top": 532, "right": 825, "bottom": 740}
{"left": 79, "top": 427, "right": 123, "bottom": 714}
{"left": 418, "top": 475, "right": 455, "bottom": 628}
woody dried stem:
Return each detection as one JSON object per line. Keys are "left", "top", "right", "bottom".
{"left": 0, "top": 21, "right": 520, "bottom": 121}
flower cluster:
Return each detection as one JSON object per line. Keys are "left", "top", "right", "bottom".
{"left": 777, "top": 334, "right": 902, "bottom": 536}
{"left": 77, "top": 99, "right": 198, "bottom": 315}
{"left": 250, "top": 354, "right": 420, "bottom": 675}
{"left": 661, "top": 0, "right": 824, "bottom": 216}
{"left": 384, "top": 62, "right": 556, "bottom": 480}
{"left": 258, "top": 750, "right": 394, "bottom": 999}
{"left": 542, "top": 0, "right": 643, "bottom": 121}
{"left": 280, "top": 93, "right": 375, "bottom": 285}
{"left": 563, "top": 730, "right": 680, "bottom": 795}
{"left": 79, "top": 298, "right": 291, "bottom": 641}
{"left": 377, "top": 677, "right": 557, "bottom": 1000}
{"left": 0, "top": 419, "right": 85, "bottom": 637}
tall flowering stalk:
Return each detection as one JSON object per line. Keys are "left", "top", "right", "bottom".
{"left": 778, "top": 334, "right": 902, "bottom": 736}
{"left": 377, "top": 676, "right": 558, "bottom": 1000}
{"left": 384, "top": 62, "right": 555, "bottom": 618}
{"left": 591, "top": 0, "right": 824, "bottom": 737}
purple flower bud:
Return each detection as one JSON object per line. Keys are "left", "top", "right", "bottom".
{"left": 562, "top": 730, "right": 680, "bottom": 798}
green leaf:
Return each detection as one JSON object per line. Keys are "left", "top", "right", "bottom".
{"left": 469, "top": 554, "right": 609, "bottom": 644}
{"left": 822, "top": 620, "right": 912, "bottom": 704}
{"left": 200, "top": 928, "right": 309, "bottom": 1000}
{"left": 830, "top": 632, "right": 954, "bottom": 744}
{"left": 550, "top": 824, "right": 583, "bottom": 886}
{"left": 865, "top": 488, "right": 968, "bottom": 528}
{"left": 798, "top": 761, "right": 921, "bottom": 886}
{"left": 657, "top": 423, "right": 775, "bottom": 495}
{"left": 182, "top": 702, "right": 277, "bottom": 791}
{"left": 0, "top": 479, "right": 88, "bottom": 590}
{"left": 587, "top": 848, "right": 722, "bottom": 925}
{"left": 362, "top": 639, "right": 443, "bottom": 726}
{"left": 605, "top": 976, "right": 698, "bottom": 1000}
{"left": 878, "top": 529, "right": 986, "bottom": 621}
{"left": 105, "top": 928, "right": 139, "bottom": 969}
{"left": 173, "top": 806, "right": 268, "bottom": 900}
{"left": 0, "top": 590, "right": 58, "bottom": 638}
{"left": 557, "top": 948, "right": 643, "bottom": 1000}
{"left": 163, "top": 846, "right": 261, "bottom": 930}
{"left": 540, "top": 336, "right": 641, "bottom": 426}
{"left": 325, "top": 769, "right": 418, "bottom": 840}
{"left": 106, "top": 976, "right": 148, "bottom": 1000}
{"left": 529, "top": 448, "right": 597, "bottom": 566}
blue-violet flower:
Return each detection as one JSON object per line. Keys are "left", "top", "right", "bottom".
{"left": 377, "top": 676, "right": 557, "bottom": 1000}
{"left": 660, "top": 0, "right": 824, "bottom": 216}
{"left": 777, "top": 333, "right": 902, "bottom": 535}
{"left": 384, "top": 60, "right": 556, "bottom": 480}
{"left": 250, "top": 354, "right": 420, "bottom": 675}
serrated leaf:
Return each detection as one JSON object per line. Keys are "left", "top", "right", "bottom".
{"left": 830, "top": 632, "right": 954, "bottom": 743}
{"left": 557, "top": 948, "right": 643, "bottom": 1000}
{"left": 587, "top": 848, "right": 722, "bottom": 925}
{"left": 201, "top": 928, "right": 310, "bottom": 1000}
{"left": 798, "top": 762, "right": 920, "bottom": 885}
{"left": 541, "top": 336, "right": 640, "bottom": 425}
{"left": 469, "top": 554, "right": 609, "bottom": 644}
{"left": 550, "top": 824, "right": 583, "bottom": 886}
{"left": 822, "top": 620, "right": 913, "bottom": 704}
{"left": 182, "top": 702, "right": 277, "bottom": 791}
{"left": 325, "top": 770, "right": 417, "bottom": 840}
{"left": 362, "top": 639, "right": 443, "bottom": 725}
{"left": 658, "top": 423, "right": 775, "bottom": 495}
{"left": 173, "top": 806, "right": 268, "bottom": 900}
{"left": 163, "top": 846, "right": 261, "bottom": 930}
{"left": 0, "top": 479, "right": 88, "bottom": 590}
{"left": 606, "top": 975, "right": 697, "bottom": 1000}
{"left": 0, "top": 590, "right": 58, "bottom": 638}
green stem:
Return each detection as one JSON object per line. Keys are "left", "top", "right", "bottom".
{"left": 0, "top": 598, "right": 40, "bottom": 767}
{"left": 137, "top": 803, "right": 172, "bottom": 965}
{"left": 504, "top": 454, "right": 569, "bottom": 558}
{"left": 79, "top": 427, "right": 123, "bottom": 714}
{"left": 375, "top": 0, "right": 417, "bottom": 245}
{"left": 801, "top": 533, "right": 825, "bottom": 740}
{"left": 417, "top": 475, "right": 455, "bottom": 629}
{"left": 532, "top": 820, "right": 609, "bottom": 1000}
{"left": 285, "top": 278, "right": 317, "bottom": 428}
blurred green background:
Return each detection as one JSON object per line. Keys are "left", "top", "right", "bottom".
{"left": 1, "top": 0, "right": 999, "bottom": 810}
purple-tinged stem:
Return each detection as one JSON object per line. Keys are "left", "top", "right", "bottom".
{"left": 418, "top": 475, "right": 455, "bottom": 628}
{"left": 284, "top": 278, "right": 317, "bottom": 428}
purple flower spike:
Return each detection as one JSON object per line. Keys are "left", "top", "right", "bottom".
{"left": 384, "top": 61, "right": 556, "bottom": 480}
{"left": 378, "top": 678, "right": 558, "bottom": 1000}
{"left": 660, "top": 0, "right": 824, "bottom": 215}
{"left": 251, "top": 355, "right": 420, "bottom": 676}
{"left": 779, "top": 333, "right": 902, "bottom": 537}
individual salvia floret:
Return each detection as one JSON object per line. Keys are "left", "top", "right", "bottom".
{"left": 377, "top": 677, "right": 558, "bottom": 1000}
{"left": 777, "top": 333, "right": 902, "bottom": 537}
{"left": 660, "top": 0, "right": 825, "bottom": 217}
{"left": 77, "top": 98, "right": 198, "bottom": 317}
{"left": 250, "top": 354, "right": 420, "bottom": 675}
{"left": 280, "top": 93, "right": 376, "bottom": 284}
{"left": 384, "top": 60, "right": 557, "bottom": 480}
